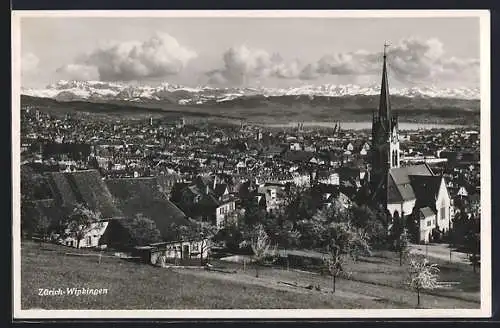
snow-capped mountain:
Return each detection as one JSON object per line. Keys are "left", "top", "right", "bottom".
{"left": 21, "top": 80, "right": 480, "bottom": 105}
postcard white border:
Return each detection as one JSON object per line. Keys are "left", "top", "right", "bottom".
{"left": 11, "top": 9, "right": 491, "bottom": 319}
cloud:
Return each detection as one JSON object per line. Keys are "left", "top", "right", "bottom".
{"left": 208, "top": 37, "right": 479, "bottom": 86}
{"left": 383, "top": 38, "right": 479, "bottom": 84}
{"left": 207, "top": 45, "right": 302, "bottom": 85}
{"left": 21, "top": 52, "right": 39, "bottom": 73}
{"left": 56, "top": 64, "right": 99, "bottom": 81}
{"left": 58, "top": 32, "right": 197, "bottom": 81}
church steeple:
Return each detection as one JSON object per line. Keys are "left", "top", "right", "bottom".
{"left": 370, "top": 42, "right": 400, "bottom": 207}
{"left": 379, "top": 42, "right": 391, "bottom": 123}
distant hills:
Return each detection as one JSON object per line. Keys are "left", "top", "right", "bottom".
{"left": 20, "top": 80, "right": 480, "bottom": 126}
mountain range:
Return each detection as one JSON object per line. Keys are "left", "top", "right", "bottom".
{"left": 22, "top": 80, "right": 480, "bottom": 104}
{"left": 20, "top": 80, "right": 480, "bottom": 126}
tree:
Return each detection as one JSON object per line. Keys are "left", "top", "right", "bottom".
{"left": 190, "top": 220, "right": 218, "bottom": 266}
{"left": 129, "top": 214, "right": 162, "bottom": 246}
{"left": 213, "top": 221, "right": 244, "bottom": 252}
{"left": 407, "top": 255, "right": 440, "bottom": 307}
{"left": 395, "top": 228, "right": 410, "bottom": 266}
{"left": 21, "top": 166, "right": 52, "bottom": 202}
{"left": 350, "top": 204, "right": 387, "bottom": 250}
{"left": 468, "top": 232, "right": 480, "bottom": 273}
{"left": 34, "top": 215, "right": 52, "bottom": 243}
{"left": 283, "top": 185, "right": 318, "bottom": 224}
{"left": 64, "top": 203, "right": 102, "bottom": 248}
{"left": 172, "top": 219, "right": 218, "bottom": 265}
{"left": 390, "top": 211, "right": 403, "bottom": 243}
{"left": 247, "top": 224, "right": 278, "bottom": 278}
{"left": 321, "top": 221, "right": 371, "bottom": 293}
{"left": 241, "top": 197, "right": 266, "bottom": 227}
{"left": 322, "top": 244, "right": 345, "bottom": 293}
{"left": 297, "top": 209, "right": 331, "bottom": 249}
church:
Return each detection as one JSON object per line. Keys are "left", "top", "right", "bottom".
{"left": 370, "top": 45, "right": 453, "bottom": 244}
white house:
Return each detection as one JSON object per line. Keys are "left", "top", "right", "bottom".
{"left": 290, "top": 142, "right": 302, "bottom": 151}
{"left": 317, "top": 172, "right": 340, "bottom": 186}
{"left": 146, "top": 238, "right": 211, "bottom": 266}
{"left": 59, "top": 220, "right": 109, "bottom": 248}
{"left": 215, "top": 199, "right": 236, "bottom": 229}
{"left": 292, "top": 172, "right": 311, "bottom": 187}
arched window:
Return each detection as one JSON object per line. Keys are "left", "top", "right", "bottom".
{"left": 440, "top": 200, "right": 447, "bottom": 221}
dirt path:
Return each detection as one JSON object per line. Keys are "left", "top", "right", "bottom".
{"left": 409, "top": 243, "right": 471, "bottom": 265}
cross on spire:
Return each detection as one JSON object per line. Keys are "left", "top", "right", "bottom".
{"left": 383, "top": 41, "right": 390, "bottom": 57}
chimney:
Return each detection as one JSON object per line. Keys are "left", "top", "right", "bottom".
{"left": 213, "top": 175, "right": 217, "bottom": 190}
{"left": 206, "top": 184, "right": 210, "bottom": 195}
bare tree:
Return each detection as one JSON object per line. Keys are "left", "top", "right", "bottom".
{"left": 322, "top": 244, "right": 345, "bottom": 293}
{"left": 192, "top": 220, "right": 218, "bottom": 266}
{"left": 407, "top": 255, "right": 440, "bottom": 307}
{"left": 248, "top": 224, "right": 277, "bottom": 278}
{"left": 322, "top": 221, "right": 371, "bottom": 293}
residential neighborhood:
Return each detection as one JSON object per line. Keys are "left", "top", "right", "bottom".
{"left": 17, "top": 13, "right": 485, "bottom": 312}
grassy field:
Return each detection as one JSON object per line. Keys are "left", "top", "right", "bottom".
{"left": 21, "top": 241, "right": 480, "bottom": 310}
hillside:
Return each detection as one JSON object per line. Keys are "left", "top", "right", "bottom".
{"left": 20, "top": 94, "right": 480, "bottom": 126}
{"left": 21, "top": 241, "right": 480, "bottom": 310}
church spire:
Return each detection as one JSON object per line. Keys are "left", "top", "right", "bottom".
{"left": 379, "top": 42, "right": 391, "bottom": 122}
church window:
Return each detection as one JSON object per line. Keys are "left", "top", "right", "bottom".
{"left": 440, "top": 202, "right": 446, "bottom": 220}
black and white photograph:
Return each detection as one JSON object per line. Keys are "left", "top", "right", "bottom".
{"left": 12, "top": 10, "right": 491, "bottom": 318}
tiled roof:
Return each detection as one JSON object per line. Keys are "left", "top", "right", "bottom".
{"left": 410, "top": 175, "right": 443, "bottom": 211}
{"left": 47, "top": 170, "right": 123, "bottom": 218}
{"left": 419, "top": 206, "right": 435, "bottom": 218}
{"left": 105, "top": 177, "right": 191, "bottom": 241}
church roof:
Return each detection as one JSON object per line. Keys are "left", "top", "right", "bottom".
{"left": 410, "top": 175, "right": 443, "bottom": 211}
{"left": 387, "top": 164, "right": 435, "bottom": 203}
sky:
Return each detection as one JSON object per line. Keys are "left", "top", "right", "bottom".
{"left": 19, "top": 15, "right": 481, "bottom": 89}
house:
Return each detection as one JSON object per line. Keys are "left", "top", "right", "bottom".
{"left": 169, "top": 176, "right": 238, "bottom": 228}
{"left": 104, "top": 177, "right": 191, "bottom": 245}
{"left": 149, "top": 238, "right": 210, "bottom": 265}
{"left": 258, "top": 183, "right": 287, "bottom": 213}
{"left": 292, "top": 171, "right": 311, "bottom": 187}
{"left": 417, "top": 207, "right": 436, "bottom": 244}
{"left": 42, "top": 170, "right": 124, "bottom": 248}
{"left": 60, "top": 220, "right": 109, "bottom": 248}
{"left": 215, "top": 197, "right": 237, "bottom": 229}
{"left": 317, "top": 170, "right": 340, "bottom": 185}
{"left": 457, "top": 186, "right": 469, "bottom": 198}
{"left": 290, "top": 142, "right": 302, "bottom": 151}
{"left": 132, "top": 237, "right": 210, "bottom": 266}
{"left": 344, "top": 142, "right": 354, "bottom": 152}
